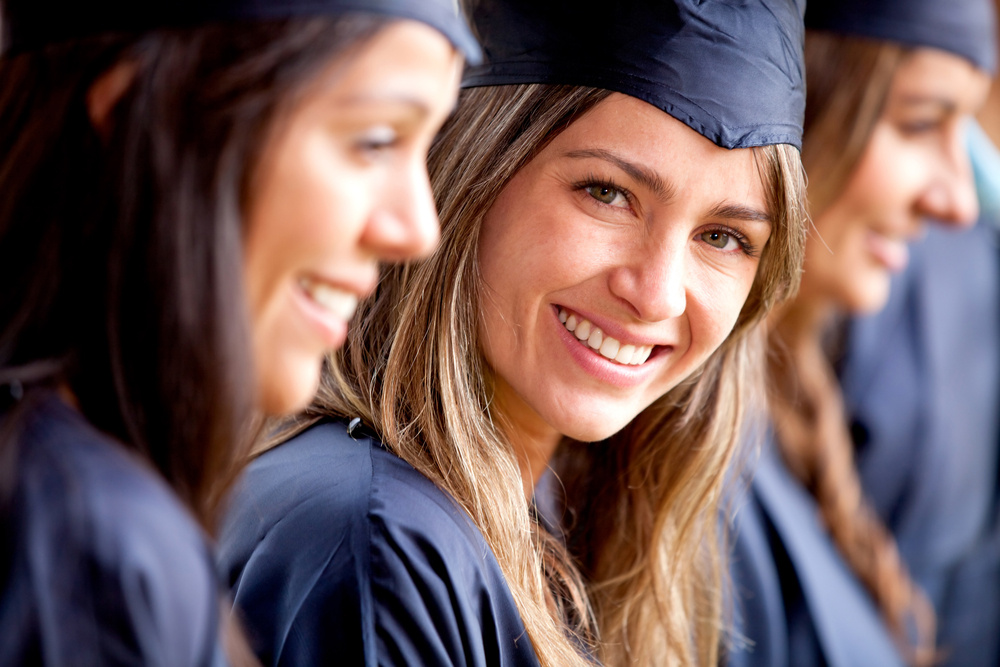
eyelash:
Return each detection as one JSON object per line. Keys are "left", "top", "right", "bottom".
{"left": 573, "top": 174, "right": 759, "bottom": 257}
{"left": 898, "top": 120, "right": 940, "bottom": 136}
{"left": 357, "top": 138, "right": 397, "bottom": 155}
{"left": 573, "top": 174, "right": 634, "bottom": 210}
{"left": 701, "top": 225, "right": 759, "bottom": 257}
{"left": 354, "top": 126, "right": 400, "bottom": 156}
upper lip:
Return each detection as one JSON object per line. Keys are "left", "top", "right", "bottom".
{"left": 556, "top": 304, "right": 675, "bottom": 348}
{"left": 872, "top": 220, "right": 923, "bottom": 243}
{"left": 306, "top": 266, "right": 379, "bottom": 299}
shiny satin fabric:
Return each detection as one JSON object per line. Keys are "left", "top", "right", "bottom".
{"left": 462, "top": 0, "right": 806, "bottom": 150}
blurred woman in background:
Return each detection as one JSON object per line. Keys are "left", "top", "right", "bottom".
{"left": 0, "top": 0, "right": 474, "bottom": 662}
{"left": 221, "top": 0, "right": 809, "bottom": 664}
{"left": 726, "top": 0, "right": 995, "bottom": 665}
{"left": 836, "top": 3, "right": 1000, "bottom": 665}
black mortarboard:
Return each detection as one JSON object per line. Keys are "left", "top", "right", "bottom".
{"left": 3, "top": 0, "right": 480, "bottom": 62}
{"left": 806, "top": 0, "right": 997, "bottom": 74}
{"left": 462, "top": 0, "right": 806, "bottom": 150}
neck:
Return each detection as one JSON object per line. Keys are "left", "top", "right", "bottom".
{"left": 494, "top": 396, "right": 562, "bottom": 501}
{"left": 509, "top": 426, "right": 562, "bottom": 500}
{"left": 769, "top": 290, "right": 837, "bottom": 350}
{"left": 491, "top": 385, "right": 562, "bottom": 499}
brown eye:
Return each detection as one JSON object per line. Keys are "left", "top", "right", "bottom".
{"left": 701, "top": 230, "right": 733, "bottom": 249}
{"left": 585, "top": 184, "right": 627, "bottom": 208}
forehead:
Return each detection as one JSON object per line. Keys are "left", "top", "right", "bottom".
{"left": 888, "top": 47, "right": 991, "bottom": 111}
{"left": 540, "top": 93, "right": 767, "bottom": 206}
{"left": 312, "top": 21, "right": 460, "bottom": 101}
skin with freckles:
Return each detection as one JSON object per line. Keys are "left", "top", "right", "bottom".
{"left": 801, "top": 47, "right": 990, "bottom": 316}
{"left": 477, "top": 93, "right": 772, "bottom": 480}
{"left": 244, "top": 21, "right": 462, "bottom": 416}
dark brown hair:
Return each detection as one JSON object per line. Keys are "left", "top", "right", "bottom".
{"left": 0, "top": 15, "right": 389, "bottom": 531}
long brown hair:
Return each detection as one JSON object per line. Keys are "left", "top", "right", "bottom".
{"left": 281, "top": 83, "right": 807, "bottom": 665}
{"left": 767, "top": 30, "right": 937, "bottom": 665}
{"left": 0, "top": 15, "right": 391, "bottom": 531}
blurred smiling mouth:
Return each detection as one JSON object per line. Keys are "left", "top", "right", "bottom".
{"left": 558, "top": 307, "right": 655, "bottom": 366}
{"left": 298, "top": 276, "right": 359, "bottom": 321}
{"left": 865, "top": 230, "right": 909, "bottom": 273}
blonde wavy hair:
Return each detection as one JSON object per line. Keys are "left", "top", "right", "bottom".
{"left": 768, "top": 31, "right": 937, "bottom": 666}
{"left": 276, "top": 83, "right": 807, "bottom": 666}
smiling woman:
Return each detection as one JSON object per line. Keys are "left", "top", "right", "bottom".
{"left": 476, "top": 94, "right": 775, "bottom": 482}
{"left": 219, "top": 0, "right": 808, "bottom": 665}
{"left": 798, "top": 40, "right": 989, "bottom": 315}
{"left": 413, "top": 79, "right": 802, "bottom": 667}
{"left": 0, "top": 1, "right": 476, "bottom": 663}
{"left": 243, "top": 20, "right": 461, "bottom": 414}
{"left": 726, "top": 0, "right": 997, "bottom": 665}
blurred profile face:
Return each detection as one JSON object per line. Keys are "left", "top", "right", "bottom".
{"left": 477, "top": 93, "right": 772, "bottom": 445}
{"left": 244, "top": 21, "right": 462, "bottom": 415}
{"left": 803, "top": 47, "right": 990, "bottom": 315}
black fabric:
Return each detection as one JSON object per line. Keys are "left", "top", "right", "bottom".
{"left": 0, "top": 392, "right": 225, "bottom": 666}
{"left": 3, "top": 0, "right": 480, "bottom": 62}
{"left": 727, "top": 432, "right": 904, "bottom": 667}
{"left": 462, "top": 0, "right": 805, "bottom": 150}
{"left": 219, "top": 420, "right": 540, "bottom": 666}
{"left": 841, "top": 219, "right": 1000, "bottom": 667}
{"left": 806, "top": 0, "right": 996, "bottom": 73}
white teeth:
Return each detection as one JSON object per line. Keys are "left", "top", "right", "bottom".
{"left": 558, "top": 308, "right": 656, "bottom": 366}
{"left": 634, "top": 346, "right": 652, "bottom": 364}
{"left": 616, "top": 344, "right": 636, "bottom": 364}
{"left": 300, "top": 278, "right": 358, "bottom": 320}
{"left": 587, "top": 328, "right": 603, "bottom": 350}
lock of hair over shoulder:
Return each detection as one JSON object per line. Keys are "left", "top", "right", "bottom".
{"left": 298, "top": 1, "right": 811, "bottom": 665}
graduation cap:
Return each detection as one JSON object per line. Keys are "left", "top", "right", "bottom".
{"left": 806, "top": 0, "right": 997, "bottom": 73}
{"left": 462, "top": 0, "right": 806, "bottom": 150}
{"left": 2, "top": 0, "right": 481, "bottom": 62}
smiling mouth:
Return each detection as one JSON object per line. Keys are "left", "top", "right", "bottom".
{"left": 298, "top": 276, "right": 359, "bottom": 320}
{"left": 558, "top": 308, "right": 656, "bottom": 366}
{"left": 865, "top": 231, "right": 909, "bottom": 273}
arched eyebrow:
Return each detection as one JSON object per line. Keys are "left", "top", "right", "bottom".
{"left": 563, "top": 147, "right": 771, "bottom": 225}
{"left": 893, "top": 95, "right": 957, "bottom": 114}
{"left": 707, "top": 202, "right": 773, "bottom": 228}
{"left": 562, "top": 148, "right": 675, "bottom": 202}
{"left": 336, "top": 94, "right": 431, "bottom": 114}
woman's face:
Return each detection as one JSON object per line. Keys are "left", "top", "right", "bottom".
{"left": 803, "top": 48, "right": 990, "bottom": 314}
{"left": 244, "top": 21, "right": 462, "bottom": 415}
{"left": 478, "top": 93, "right": 772, "bottom": 444}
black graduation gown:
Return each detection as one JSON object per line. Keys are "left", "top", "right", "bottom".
{"left": 0, "top": 392, "right": 226, "bottom": 666}
{"left": 841, "top": 219, "right": 1000, "bottom": 667}
{"left": 726, "top": 434, "right": 905, "bottom": 667}
{"left": 219, "top": 420, "right": 540, "bottom": 666}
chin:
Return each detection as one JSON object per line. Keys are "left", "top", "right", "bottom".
{"left": 554, "top": 411, "right": 634, "bottom": 443}
{"left": 257, "top": 363, "right": 322, "bottom": 417}
{"left": 839, "top": 277, "right": 891, "bottom": 316}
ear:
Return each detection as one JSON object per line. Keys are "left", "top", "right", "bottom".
{"left": 86, "top": 61, "right": 137, "bottom": 138}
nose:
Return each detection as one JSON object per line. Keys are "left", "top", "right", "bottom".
{"left": 360, "top": 158, "right": 441, "bottom": 262}
{"left": 608, "top": 238, "right": 687, "bottom": 322}
{"left": 917, "top": 123, "right": 980, "bottom": 229}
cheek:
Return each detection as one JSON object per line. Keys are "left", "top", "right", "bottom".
{"left": 282, "top": 139, "right": 372, "bottom": 253}
{"left": 253, "top": 318, "right": 325, "bottom": 415}
{"left": 478, "top": 195, "right": 599, "bottom": 311}
{"left": 242, "top": 134, "right": 372, "bottom": 414}
{"left": 686, "top": 264, "right": 756, "bottom": 352}
{"left": 844, "top": 131, "right": 927, "bottom": 216}
{"left": 246, "top": 147, "right": 370, "bottom": 313}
